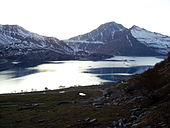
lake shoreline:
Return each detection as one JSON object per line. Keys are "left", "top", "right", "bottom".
{"left": 0, "top": 56, "right": 164, "bottom": 94}
{"left": 0, "top": 83, "right": 116, "bottom": 96}
{"left": 0, "top": 78, "right": 169, "bottom": 127}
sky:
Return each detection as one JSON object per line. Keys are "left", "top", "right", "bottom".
{"left": 0, "top": 0, "right": 170, "bottom": 39}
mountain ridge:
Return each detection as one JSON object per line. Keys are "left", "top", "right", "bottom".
{"left": 0, "top": 21, "right": 170, "bottom": 62}
{"left": 0, "top": 24, "right": 74, "bottom": 61}
{"left": 69, "top": 21, "right": 126, "bottom": 42}
{"left": 66, "top": 21, "right": 170, "bottom": 56}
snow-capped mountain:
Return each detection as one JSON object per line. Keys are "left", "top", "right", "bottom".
{"left": 0, "top": 25, "right": 74, "bottom": 61}
{"left": 130, "top": 25, "right": 170, "bottom": 55}
{"left": 65, "top": 21, "right": 127, "bottom": 53}
{"left": 70, "top": 21, "right": 126, "bottom": 42}
{"left": 1, "top": 22, "right": 170, "bottom": 61}
{"left": 66, "top": 22, "right": 170, "bottom": 56}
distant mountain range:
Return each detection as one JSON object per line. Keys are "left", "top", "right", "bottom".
{"left": 0, "top": 22, "right": 170, "bottom": 61}
{"left": 0, "top": 25, "right": 74, "bottom": 61}
{"left": 66, "top": 21, "right": 170, "bottom": 56}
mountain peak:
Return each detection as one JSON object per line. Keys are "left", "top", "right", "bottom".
{"left": 67, "top": 21, "right": 170, "bottom": 56}
{"left": 0, "top": 24, "right": 74, "bottom": 61}
{"left": 69, "top": 21, "right": 127, "bottom": 42}
{"left": 130, "top": 25, "right": 170, "bottom": 54}
{"left": 130, "top": 25, "right": 142, "bottom": 30}
{"left": 0, "top": 24, "right": 27, "bottom": 33}
{"left": 96, "top": 21, "right": 126, "bottom": 34}
{"left": 0, "top": 24, "right": 47, "bottom": 42}
{"left": 98, "top": 21, "right": 126, "bottom": 31}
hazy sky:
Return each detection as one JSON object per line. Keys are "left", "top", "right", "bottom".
{"left": 0, "top": 0, "right": 170, "bottom": 39}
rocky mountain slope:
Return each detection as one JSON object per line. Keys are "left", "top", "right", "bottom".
{"left": 130, "top": 25, "right": 170, "bottom": 55}
{"left": 0, "top": 25, "right": 74, "bottom": 61}
{"left": 66, "top": 22, "right": 170, "bottom": 56}
{"left": 121, "top": 56, "right": 170, "bottom": 127}
{"left": 70, "top": 22, "right": 126, "bottom": 42}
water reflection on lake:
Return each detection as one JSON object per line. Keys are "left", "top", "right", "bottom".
{"left": 0, "top": 56, "right": 164, "bottom": 94}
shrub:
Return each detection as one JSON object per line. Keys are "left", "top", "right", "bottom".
{"left": 168, "top": 51, "right": 170, "bottom": 57}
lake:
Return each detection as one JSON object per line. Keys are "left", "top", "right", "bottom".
{"left": 0, "top": 56, "right": 164, "bottom": 94}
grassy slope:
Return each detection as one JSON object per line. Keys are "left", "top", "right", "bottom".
{"left": 0, "top": 84, "right": 134, "bottom": 128}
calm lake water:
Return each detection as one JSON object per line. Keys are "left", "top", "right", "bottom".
{"left": 0, "top": 56, "right": 164, "bottom": 94}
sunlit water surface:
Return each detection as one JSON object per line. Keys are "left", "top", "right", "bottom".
{"left": 0, "top": 56, "right": 164, "bottom": 94}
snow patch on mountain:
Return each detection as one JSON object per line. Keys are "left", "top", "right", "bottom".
{"left": 130, "top": 26, "right": 170, "bottom": 54}
{"left": 126, "top": 35, "right": 133, "bottom": 47}
{"left": 0, "top": 25, "right": 45, "bottom": 43}
{"left": 65, "top": 40, "right": 104, "bottom": 44}
{"left": 0, "top": 25, "right": 74, "bottom": 58}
